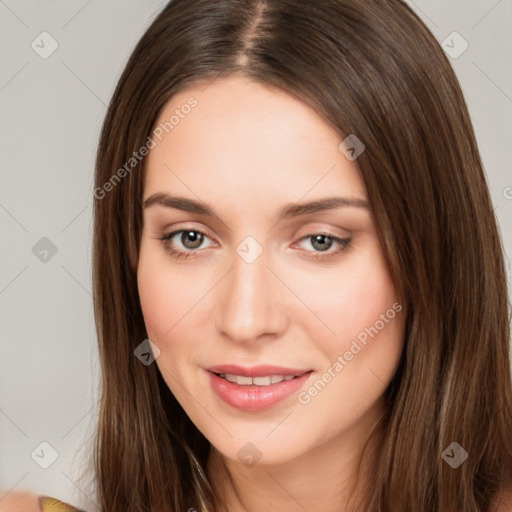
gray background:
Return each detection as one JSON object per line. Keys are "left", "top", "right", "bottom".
{"left": 0, "top": 1, "right": 511, "bottom": 510}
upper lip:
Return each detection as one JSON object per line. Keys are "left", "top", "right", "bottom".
{"left": 206, "top": 364, "right": 312, "bottom": 378}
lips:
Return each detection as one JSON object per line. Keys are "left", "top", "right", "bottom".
{"left": 205, "top": 364, "right": 313, "bottom": 411}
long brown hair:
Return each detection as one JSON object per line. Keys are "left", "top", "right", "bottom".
{"left": 90, "top": 0, "right": 512, "bottom": 510}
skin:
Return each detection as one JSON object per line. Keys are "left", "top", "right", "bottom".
{"left": 137, "top": 75, "right": 407, "bottom": 512}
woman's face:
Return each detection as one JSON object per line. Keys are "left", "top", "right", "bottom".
{"left": 137, "top": 75, "right": 406, "bottom": 466}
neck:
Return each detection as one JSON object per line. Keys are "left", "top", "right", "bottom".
{"left": 207, "top": 396, "right": 386, "bottom": 512}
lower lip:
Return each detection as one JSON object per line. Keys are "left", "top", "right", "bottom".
{"left": 207, "top": 370, "right": 313, "bottom": 412}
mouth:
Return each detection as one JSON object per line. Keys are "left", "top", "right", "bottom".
{"left": 206, "top": 368, "right": 314, "bottom": 412}
{"left": 211, "top": 372, "right": 306, "bottom": 386}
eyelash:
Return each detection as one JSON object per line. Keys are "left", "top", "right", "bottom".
{"left": 157, "top": 228, "right": 352, "bottom": 261}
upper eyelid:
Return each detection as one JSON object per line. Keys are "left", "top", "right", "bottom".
{"left": 161, "top": 221, "right": 351, "bottom": 240}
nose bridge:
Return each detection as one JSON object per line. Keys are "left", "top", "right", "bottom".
{"left": 216, "top": 241, "right": 284, "bottom": 342}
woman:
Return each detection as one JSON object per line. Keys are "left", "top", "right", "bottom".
{"left": 5, "top": 0, "right": 512, "bottom": 510}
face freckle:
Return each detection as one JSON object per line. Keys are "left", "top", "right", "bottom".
{"left": 136, "top": 74, "right": 406, "bottom": 469}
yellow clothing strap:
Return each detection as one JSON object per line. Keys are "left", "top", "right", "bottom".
{"left": 38, "top": 495, "right": 85, "bottom": 512}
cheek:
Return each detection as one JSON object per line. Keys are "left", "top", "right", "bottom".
{"left": 294, "top": 251, "right": 404, "bottom": 432}
{"left": 137, "top": 244, "right": 199, "bottom": 344}
{"left": 137, "top": 241, "right": 223, "bottom": 360}
{"left": 296, "top": 242, "right": 401, "bottom": 353}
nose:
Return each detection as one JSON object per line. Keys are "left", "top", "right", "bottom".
{"left": 215, "top": 245, "right": 287, "bottom": 344}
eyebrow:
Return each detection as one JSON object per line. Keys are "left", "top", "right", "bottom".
{"left": 142, "top": 193, "right": 370, "bottom": 218}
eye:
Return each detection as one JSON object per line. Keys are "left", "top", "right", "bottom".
{"left": 156, "top": 229, "right": 351, "bottom": 261}
{"left": 294, "top": 233, "right": 352, "bottom": 260}
{"left": 158, "top": 228, "right": 215, "bottom": 259}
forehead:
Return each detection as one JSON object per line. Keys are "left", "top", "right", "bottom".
{"left": 144, "top": 75, "right": 366, "bottom": 206}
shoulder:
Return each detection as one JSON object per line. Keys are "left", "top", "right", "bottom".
{"left": 0, "top": 490, "right": 40, "bottom": 511}
{"left": 0, "top": 491, "right": 85, "bottom": 512}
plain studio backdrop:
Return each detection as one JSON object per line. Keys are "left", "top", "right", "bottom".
{"left": 0, "top": 1, "right": 511, "bottom": 510}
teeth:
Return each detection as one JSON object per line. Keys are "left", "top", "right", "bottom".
{"left": 218, "top": 373, "right": 298, "bottom": 386}
{"left": 253, "top": 376, "right": 272, "bottom": 386}
{"left": 236, "top": 375, "right": 253, "bottom": 385}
